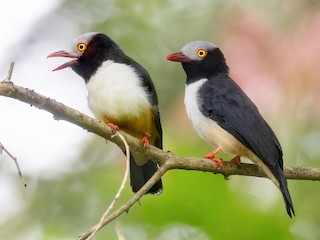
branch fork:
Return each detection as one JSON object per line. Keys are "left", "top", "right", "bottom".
{"left": 0, "top": 63, "right": 320, "bottom": 239}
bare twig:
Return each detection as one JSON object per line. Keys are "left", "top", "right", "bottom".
{"left": 0, "top": 142, "right": 27, "bottom": 187}
{"left": 115, "top": 221, "right": 125, "bottom": 240}
{"left": 86, "top": 132, "right": 130, "bottom": 240}
{"left": 78, "top": 161, "right": 170, "bottom": 240}
{"left": 1, "top": 81, "right": 320, "bottom": 181}
{"left": 4, "top": 62, "right": 15, "bottom": 81}
{"left": 1, "top": 82, "right": 319, "bottom": 181}
{"left": 0, "top": 63, "right": 26, "bottom": 187}
{"left": 1, "top": 81, "right": 320, "bottom": 238}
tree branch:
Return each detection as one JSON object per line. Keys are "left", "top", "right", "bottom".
{"left": 4, "top": 62, "right": 15, "bottom": 81}
{"left": 0, "top": 141, "right": 27, "bottom": 187}
{"left": 1, "top": 63, "right": 27, "bottom": 187}
{"left": 86, "top": 131, "right": 131, "bottom": 240}
{"left": 0, "top": 81, "right": 319, "bottom": 180}
{"left": 1, "top": 81, "right": 320, "bottom": 238}
{"left": 78, "top": 161, "right": 171, "bottom": 240}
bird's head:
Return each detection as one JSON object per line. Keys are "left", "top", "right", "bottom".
{"left": 47, "top": 32, "right": 100, "bottom": 71}
{"left": 47, "top": 32, "right": 120, "bottom": 81}
{"left": 166, "top": 41, "right": 216, "bottom": 62}
{"left": 166, "top": 41, "right": 229, "bottom": 79}
{"left": 47, "top": 32, "right": 119, "bottom": 70}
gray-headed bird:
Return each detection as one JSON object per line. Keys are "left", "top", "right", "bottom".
{"left": 167, "top": 41, "right": 294, "bottom": 217}
{"left": 48, "top": 32, "right": 163, "bottom": 194}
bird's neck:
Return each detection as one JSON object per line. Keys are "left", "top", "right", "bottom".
{"left": 71, "top": 48, "right": 128, "bottom": 83}
{"left": 183, "top": 48, "right": 229, "bottom": 84}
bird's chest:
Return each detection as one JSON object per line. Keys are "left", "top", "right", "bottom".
{"left": 184, "top": 79, "right": 241, "bottom": 153}
{"left": 86, "top": 61, "right": 152, "bottom": 126}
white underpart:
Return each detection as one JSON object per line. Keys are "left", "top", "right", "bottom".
{"left": 184, "top": 78, "right": 279, "bottom": 188}
{"left": 86, "top": 60, "right": 151, "bottom": 120}
{"left": 184, "top": 78, "right": 242, "bottom": 153}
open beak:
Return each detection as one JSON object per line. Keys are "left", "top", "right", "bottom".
{"left": 47, "top": 50, "right": 78, "bottom": 71}
{"left": 166, "top": 52, "right": 191, "bottom": 62}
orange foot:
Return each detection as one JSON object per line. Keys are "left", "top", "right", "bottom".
{"left": 230, "top": 155, "right": 241, "bottom": 165}
{"left": 107, "top": 123, "right": 119, "bottom": 132}
{"left": 141, "top": 136, "right": 149, "bottom": 149}
{"left": 203, "top": 147, "right": 223, "bottom": 168}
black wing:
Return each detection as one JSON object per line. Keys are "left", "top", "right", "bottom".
{"left": 129, "top": 57, "right": 163, "bottom": 148}
{"left": 198, "top": 73, "right": 295, "bottom": 217}
{"left": 198, "top": 73, "right": 283, "bottom": 170}
{"left": 125, "top": 56, "right": 163, "bottom": 193}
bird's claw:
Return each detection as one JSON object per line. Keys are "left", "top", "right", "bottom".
{"left": 142, "top": 136, "right": 149, "bottom": 149}
{"left": 203, "top": 147, "right": 223, "bottom": 168}
{"left": 204, "top": 156, "right": 223, "bottom": 169}
{"left": 107, "top": 123, "right": 119, "bottom": 132}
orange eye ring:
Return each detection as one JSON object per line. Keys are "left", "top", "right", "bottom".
{"left": 77, "top": 42, "right": 88, "bottom": 52}
{"left": 197, "top": 49, "right": 208, "bottom": 58}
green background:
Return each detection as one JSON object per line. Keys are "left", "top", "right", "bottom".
{"left": 1, "top": 0, "right": 320, "bottom": 239}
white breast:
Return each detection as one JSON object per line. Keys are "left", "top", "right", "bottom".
{"left": 184, "top": 79, "right": 244, "bottom": 154}
{"left": 185, "top": 79, "right": 280, "bottom": 187}
{"left": 86, "top": 60, "right": 151, "bottom": 120}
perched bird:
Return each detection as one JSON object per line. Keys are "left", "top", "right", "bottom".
{"left": 167, "top": 41, "right": 294, "bottom": 217}
{"left": 47, "top": 32, "right": 163, "bottom": 194}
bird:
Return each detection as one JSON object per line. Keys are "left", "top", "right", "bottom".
{"left": 166, "top": 41, "right": 294, "bottom": 217}
{"left": 47, "top": 32, "right": 163, "bottom": 194}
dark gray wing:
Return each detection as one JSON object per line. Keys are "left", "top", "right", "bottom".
{"left": 198, "top": 73, "right": 295, "bottom": 217}
{"left": 125, "top": 56, "right": 163, "bottom": 193}
{"left": 130, "top": 57, "right": 163, "bottom": 149}
{"left": 198, "top": 73, "right": 282, "bottom": 170}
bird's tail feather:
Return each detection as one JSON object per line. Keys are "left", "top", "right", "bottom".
{"left": 276, "top": 168, "right": 295, "bottom": 218}
{"left": 251, "top": 155, "right": 294, "bottom": 217}
{"left": 129, "top": 153, "right": 163, "bottom": 194}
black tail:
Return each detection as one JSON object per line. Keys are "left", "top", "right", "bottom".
{"left": 128, "top": 109, "right": 163, "bottom": 194}
{"left": 277, "top": 169, "right": 295, "bottom": 217}
{"left": 129, "top": 153, "right": 163, "bottom": 194}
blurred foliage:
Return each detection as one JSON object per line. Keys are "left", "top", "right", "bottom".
{"left": 1, "top": 0, "right": 320, "bottom": 239}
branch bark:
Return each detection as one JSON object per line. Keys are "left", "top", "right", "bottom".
{"left": 1, "top": 81, "right": 320, "bottom": 239}
{"left": 0, "top": 81, "right": 319, "bottom": 180}
{"left": 86, "top": 131, "right": 131, "bottom": 240}
{"left": 0, "top": 141, "right": 27, "bottom": 187}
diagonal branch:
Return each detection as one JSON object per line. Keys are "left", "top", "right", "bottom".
{"left": 0, "top": 81, "right": 320, "bottom": 239}
{"left": 78, "top": 161, "right": 171, "bottom": 240}
{"left": 86, "top": 131, "right": 131, "bottom": 240}
{"left": 0, "top": 141, "right": 27, "bottom": 187}
{"left": 1, "top": 80, "right": 320, "bottom": 238}
{"left": 0, "top": 81, "right": 319, "bottom": 181}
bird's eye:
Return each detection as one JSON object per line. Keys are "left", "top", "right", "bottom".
{"left": 197, "top": 49, "right": 208, "bottom": 58}
{"left": 77, "top": 43, "right": 87, "bottom": 52}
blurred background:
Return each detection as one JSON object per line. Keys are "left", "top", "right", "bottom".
{"left": 0, "top": 0, "right": 320, "bottom": 239}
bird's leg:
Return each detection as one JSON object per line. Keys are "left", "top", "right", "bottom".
{"left": 141, "top": 135, "right": 149, "bottom": 149}
{"left": 203, "top": 147, "right": 223, "bottom": 168}
{"left": 230, "top": 155, "right": 241, "bottom": 165}
{"left": 107, "top": 123, "right": 119, "bottom": 132}
{"left": 203, "top": 147, "right": 221, "bottom": 158}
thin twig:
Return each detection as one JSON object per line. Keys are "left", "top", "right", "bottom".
{"left": 5, "top": 62, "right": 15, "bottom": 81}
{"left": 0, "top": 63, "right": 26, "bottom": 186}
{"left": 86, "top": 131, "right": 130, "bottom": 240}
{"left": 1, "top": 80, "right": 320, "bottom": 237}
{"left": 0, "top": 142, "right": 27, "bottom": 187}
{"left": 78, "top": 161, "right": 170, "bottom": 239}
{"left": 115, "top": 221, "right": 126, "bottom": 240}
